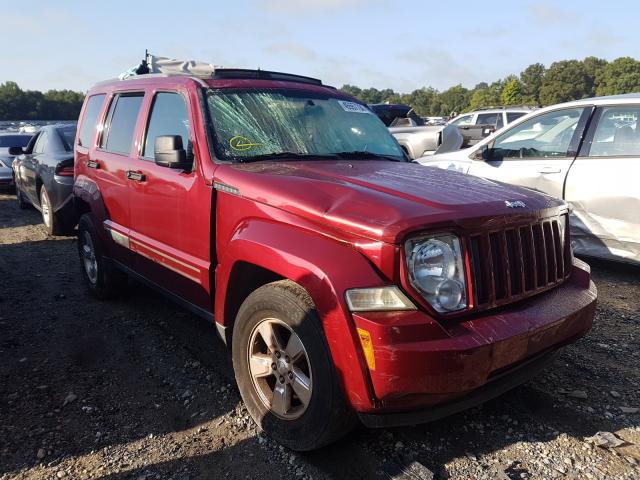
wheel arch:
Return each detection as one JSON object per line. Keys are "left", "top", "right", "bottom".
{"left": 215, "top": 219, "right": 384, "bottom": 410}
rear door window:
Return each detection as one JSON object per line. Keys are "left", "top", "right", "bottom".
{"left": 476, "top": 112, "right": 500, "bottom": 126}
{"left": 142, "top": 92, "right": 191, "bottom": 159}
{"left": 101, "top": 93, "right": 144, "bottom": 155}
{"left": 587, "top": 106, "right": 640, "bottom": 157}
{"left": 78, "top": 94, "right": 106, "bottom": 148}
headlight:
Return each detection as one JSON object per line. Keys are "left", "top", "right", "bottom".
{"left": 405, "top": 234, "right": 467, "bottom": 313}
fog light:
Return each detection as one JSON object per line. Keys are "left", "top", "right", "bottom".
{"left": 345, "top": 286, "right": 416, "bottom": 312}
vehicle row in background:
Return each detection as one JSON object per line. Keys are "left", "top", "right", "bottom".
{"left": 0, "top": 132, "right": 33, "bottom": 191}
{"left": 11, "top": 124, "right": 77, "bottom": 235}
{"left": 369, "top": 103, "right": 461, "bottom": 159}
{"left": 447, "top": 106, "right": 533, "bottom": 148}
{"left": 370, "top": 103, "right": 533, "bottom": 159}
{"left": 418, "top": 94, "right": 640, "bottom": 265}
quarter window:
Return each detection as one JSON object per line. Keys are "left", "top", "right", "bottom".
{"left": 588, "top": 106, "right": 640, "bottom": 157}
{"left": 492, "top": 108, "right": 584, "bottom": 160}
{"left": 33, "top": 132, "right": 47, "bottom": 154}
{"left": 507, "top": 112, "right": 526, "bottom": 123}
{"left": 101, "top": 93, "right": 144, "bottom": 155}
{"left": 143, "top": 92, "right": 191, "bottom": 158}
{"left": 78, "top": 94, "right": 106, "bottom": 148}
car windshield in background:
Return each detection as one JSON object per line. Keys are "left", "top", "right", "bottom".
{"left": 58, "top": 126, "right": 77, "bottom": 151}
{"left": 0, "top": 135, "right": 32, "bottom": 148}
{"left": 206, "top": 89, "right": 405, "bottom": 163}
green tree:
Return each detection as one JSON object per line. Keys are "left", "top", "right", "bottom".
{"left": 595, "top": 57, "right": 640, "bottom": 96}
{"left": 539, "top": 60, "right": 590, "bottom": 105}
{"left": 501, "top": 78, "right": 523, "bottom": 105}
{"left": 432, "top": 84, "right": 470, "bottom": 116}
{"left": 468, "top": 87, "right": 500, "bottom": 110}
{"left": 582, "top": 56, "right": 607, "bottom": 96}
{"left": 519, "top": 63, "right": 545, "bottom": 104}
{"left": 0, "top": 81, "right": 84, "bottom": 120}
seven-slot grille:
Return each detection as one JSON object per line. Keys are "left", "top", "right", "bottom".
{"left": 467, "top": 214, "right": 571, "bottom": 309}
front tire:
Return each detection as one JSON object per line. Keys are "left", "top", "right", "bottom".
{"left": 232, "top": 280, "right": 356, "bottom": 451}
{"left": 16, "top": 185, "right": 28, "bottom": 209}
{"left": 77, "top": 214, "right": 127, "bottom": 299}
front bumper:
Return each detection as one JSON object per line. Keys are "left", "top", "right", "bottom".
{"left": 351, "top": 258, "right": 597, "bottom": 424}
{"left": 0, "top": 169, "right": 15, "bottom": 189}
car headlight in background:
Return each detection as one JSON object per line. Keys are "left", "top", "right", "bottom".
{"left": 405, "top": 234, "right": 467, "bottom": 313}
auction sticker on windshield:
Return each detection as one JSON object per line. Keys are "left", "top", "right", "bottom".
{"left": 338, "top": 100, "right": 372, "bottom": 114}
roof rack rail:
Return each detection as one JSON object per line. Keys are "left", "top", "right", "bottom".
{"left": 211, "top": 68, "right": 323, "bottom": 86}
{"left": 469, "top": 105, "right": 536, "bottom": 112}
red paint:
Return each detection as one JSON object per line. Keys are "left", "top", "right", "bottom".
{"left": 74, "top": 74, "right": 597, "bottom": 416}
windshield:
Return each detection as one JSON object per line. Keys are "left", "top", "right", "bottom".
{"left": 206, "top": 89, "right": 405, "bottom": 162}
{"left": 0, "top": 135, "right": 32, "bottom": 148}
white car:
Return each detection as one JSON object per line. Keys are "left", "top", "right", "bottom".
{"left": 417, "top": 94, "right": 640, "bottom": 265}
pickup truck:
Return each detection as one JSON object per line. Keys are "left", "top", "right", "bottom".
{"left": 369, "top": 104, "right": 462, "bottom": 159}
{"left": 72, "top": 68, "right": 597, "bottom": 450}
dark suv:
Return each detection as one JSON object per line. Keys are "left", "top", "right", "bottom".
{"left": 73, "top": 69, "right": 597, "bottom": 450}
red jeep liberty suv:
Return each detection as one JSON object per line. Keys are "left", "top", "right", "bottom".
{"left": 73, "top": 69, "right": 597, "bottom": 450}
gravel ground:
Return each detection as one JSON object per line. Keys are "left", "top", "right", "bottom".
{"left": 0, "top": 191, "right": 639, "bottom": 480}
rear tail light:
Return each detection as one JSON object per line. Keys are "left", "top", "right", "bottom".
{"left": 55, "top": 165, "right": 74, "bottom": 177}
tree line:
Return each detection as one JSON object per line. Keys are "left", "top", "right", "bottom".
{"left": 3, "top": 56, "right": 640, "bottom": 120}
{"left": 0, "top": 81, "right": 85, "bottom": 121}
{"left": 340, "top": 56, "right": 640, "bottom": 116}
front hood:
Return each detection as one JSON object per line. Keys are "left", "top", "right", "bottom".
{"left": 216, "top": 160, "right": 565, "bottom": 243}
{"left": 0, "top": 155, "right": 14, "bottom": 170}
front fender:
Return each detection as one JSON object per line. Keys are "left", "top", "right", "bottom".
{"left": 215, "top": 219, "right": 386, "bottom": 410}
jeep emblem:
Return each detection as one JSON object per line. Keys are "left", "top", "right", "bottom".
{"left": 505, "top": 200, "right": 527, "bottom": 208}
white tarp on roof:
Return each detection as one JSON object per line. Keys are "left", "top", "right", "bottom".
{"left": 119, "top": 53, "right": 220, "bottom": 79}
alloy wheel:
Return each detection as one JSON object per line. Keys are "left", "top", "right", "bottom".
{"left": 81, "top": 231, "right": 98, "bottom": 285}
{"left": 247, "top": 318, "right": 313, "bottom": 420}
{"left": 41, "top": 190, "right": 51, "bottom": 229}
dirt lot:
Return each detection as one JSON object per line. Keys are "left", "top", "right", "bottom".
{"left": 0, "top": 192, "right": 639, "bottom": 480}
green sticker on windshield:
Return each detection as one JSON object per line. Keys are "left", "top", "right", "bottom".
{"left": 229, "top": 135, "right": 263, "bottom": 151}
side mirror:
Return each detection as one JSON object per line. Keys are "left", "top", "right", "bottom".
{"left": 154, "top": 135, "right": 192, "bottom": 170}
{"left": 8, "top": 146, "right": 23, "bottom": 156}
{"left": 472, "top": 144, "right": 490, "bottom": 161}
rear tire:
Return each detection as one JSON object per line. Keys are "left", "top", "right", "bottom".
{"left": 232, "top": 280, "right": 356, "bottom": 451}
{"left": 40, "top": 186, "right": 65, "bottom": 235}
{"left": 77, "top": 214, "right": 127, "bottom": 299}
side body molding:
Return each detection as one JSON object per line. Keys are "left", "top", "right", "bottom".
{"left": 215, "top": 218, "right": 385, "bottom": 410}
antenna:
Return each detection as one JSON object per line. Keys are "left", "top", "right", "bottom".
{"left": 134, "top": 49, "right": 150, "bottom": 75}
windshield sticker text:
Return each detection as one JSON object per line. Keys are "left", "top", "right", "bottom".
{"left": 337, "top": 100, "right": 372, "bottom": 114}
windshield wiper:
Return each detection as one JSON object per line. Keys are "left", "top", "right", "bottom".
{"left": 334, "top": 151, "right": 405, "bottom": 162}
{"left": 239, "top": 152, "right": 337, "bottom": 162}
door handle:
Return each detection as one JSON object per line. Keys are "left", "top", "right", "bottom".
{"left": 537, "top": 167, "right": 561, "bottom": 174}
{"left": 126, "top": 170, "right": 146, "bottom": 182}
{"left": 86, "top": 160, "right": 100, "bottom": 169}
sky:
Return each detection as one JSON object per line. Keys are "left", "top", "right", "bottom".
{"left": 2, "top": 0, "right": 640, "bottom": 93}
